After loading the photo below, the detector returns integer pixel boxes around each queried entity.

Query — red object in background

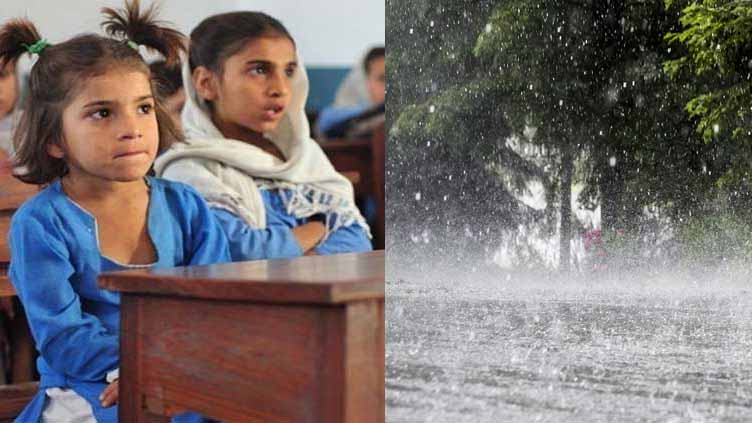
[583,229,609,271]
[583,229,602,252]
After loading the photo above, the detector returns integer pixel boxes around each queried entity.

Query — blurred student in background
[150,60,185,132]
[0,58,21,161]
[316,46,384,140]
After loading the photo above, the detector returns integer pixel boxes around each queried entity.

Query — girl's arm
[212,209,304,260]
[181,187,233,266]
[314,221,373,256]
[9,214,118,382]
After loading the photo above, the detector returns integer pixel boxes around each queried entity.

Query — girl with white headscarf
[155,11,371,260]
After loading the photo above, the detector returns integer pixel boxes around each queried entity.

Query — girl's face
[366,56,386,105]
[52,69,159,183]
[195,36,297,135]
[0,61,19,120]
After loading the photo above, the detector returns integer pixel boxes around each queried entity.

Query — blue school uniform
[315,104,369,138]
[9,177,230,423]
[213,187,372,262]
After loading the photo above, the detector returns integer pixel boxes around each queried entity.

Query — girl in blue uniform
[0,1,230,422]
[154,12,372,261]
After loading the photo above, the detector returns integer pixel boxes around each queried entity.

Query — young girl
[0,2,230,422]
[154,12,373,261]
[0,56,20,158]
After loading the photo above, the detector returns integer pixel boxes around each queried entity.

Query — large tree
[474,0,723,267]
[387,0,745,269]
[386,1,551,264]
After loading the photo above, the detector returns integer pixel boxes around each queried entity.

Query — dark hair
[189,11,294,75]
[149,60,183,99]
[363,46,385,75]
[0,0,186,185]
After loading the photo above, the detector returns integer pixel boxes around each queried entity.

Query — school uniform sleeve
[314,222,373,255]
[316,105,368,138]
[212,208,303,261]
[180,186,233,266]
[8,212,118,382]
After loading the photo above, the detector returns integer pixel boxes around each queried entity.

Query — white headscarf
[153,55,370,238]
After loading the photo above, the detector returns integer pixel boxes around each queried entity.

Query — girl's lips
[114,151,147,159]
[263,106,284,120]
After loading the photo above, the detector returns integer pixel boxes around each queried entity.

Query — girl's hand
[99,379,118,407]
[291,221,326,253]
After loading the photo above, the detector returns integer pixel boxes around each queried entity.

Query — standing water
[387,264,752,422]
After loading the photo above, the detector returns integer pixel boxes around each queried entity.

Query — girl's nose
[120,132,143,140]
[268,72,289,98]
[119,129,143,141]
[118,113,143,140]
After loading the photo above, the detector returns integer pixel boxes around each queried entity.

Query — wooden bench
[99,251,385,423]
[0,272,37,423]
[319,126,385,249]
[0,382,38,422]
[0,277,37,422]
[0,173,39,421]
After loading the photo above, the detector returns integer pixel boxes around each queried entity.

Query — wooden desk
[319,127,385,249]
[0,172,39,420]
[100,251,385,423]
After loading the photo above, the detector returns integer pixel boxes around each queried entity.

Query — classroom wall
[233,0,385,67]
[0,0,385,110]
[0,1,237,44]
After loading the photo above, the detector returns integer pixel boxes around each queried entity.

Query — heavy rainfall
[386,1,752,422]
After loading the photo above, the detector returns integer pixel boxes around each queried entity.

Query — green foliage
[386,0,545,259]
[664,0,752,148]
[677,211,752,265]
[472,0,712,234]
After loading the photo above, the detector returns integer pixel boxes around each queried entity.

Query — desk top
[99,251,384,304]
[317,138,370,152]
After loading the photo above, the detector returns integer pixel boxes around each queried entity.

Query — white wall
[0,0,384,66]
[233,0,384,66]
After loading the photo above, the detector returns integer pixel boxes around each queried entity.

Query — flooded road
[386,268,752,422]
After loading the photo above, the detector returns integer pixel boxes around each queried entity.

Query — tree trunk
[598,150,625,234]
[559,146,573,272]
[599,149,638,234]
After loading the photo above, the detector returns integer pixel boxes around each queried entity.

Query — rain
[386,0,752,421]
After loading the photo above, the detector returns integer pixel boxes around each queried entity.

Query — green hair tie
[127,40,139,51]
[22,39,50,55]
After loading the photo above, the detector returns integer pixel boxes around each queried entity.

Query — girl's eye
[139,104,153,114]
[249,65,267,76]
[285,67,296,78]
[90,109,110,120]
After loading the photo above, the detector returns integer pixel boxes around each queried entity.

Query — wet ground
[386,267,752,422]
